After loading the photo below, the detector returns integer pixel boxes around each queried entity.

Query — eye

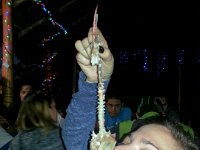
[142,139,159,150]
[142,144,158,150]
[116,142,125,146]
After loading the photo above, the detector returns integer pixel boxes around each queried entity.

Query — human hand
[75,27,114,83]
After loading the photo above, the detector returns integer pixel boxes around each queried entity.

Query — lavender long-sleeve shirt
[62,71,110,150]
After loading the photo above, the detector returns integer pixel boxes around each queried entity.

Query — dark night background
[1,0,200,133]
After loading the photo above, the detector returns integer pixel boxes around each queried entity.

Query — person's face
[115,124,181,150]
[20,85,32,102]
[106,98,122,117]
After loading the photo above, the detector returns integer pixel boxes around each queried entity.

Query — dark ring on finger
[99,46,104,53]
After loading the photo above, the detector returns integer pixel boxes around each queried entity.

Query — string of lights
[33,0,68,47]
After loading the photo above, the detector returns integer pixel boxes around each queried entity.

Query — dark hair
[18,77,41,93]
[105,94,123,103]
[119,116,199,150]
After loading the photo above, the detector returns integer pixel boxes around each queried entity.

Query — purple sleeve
[62,71,110,150]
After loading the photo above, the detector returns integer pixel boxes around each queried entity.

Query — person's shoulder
[119,120,133,125]
[120,107,132,118]
[122,107,132,113]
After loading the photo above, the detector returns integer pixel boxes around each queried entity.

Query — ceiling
[0,1,199,61]
[1,1,200,78]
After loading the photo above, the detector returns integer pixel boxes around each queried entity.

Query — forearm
[62,71,110,150]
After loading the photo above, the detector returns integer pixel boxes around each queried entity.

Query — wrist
[86,78,98,83]
[86,77,110,83]
[86,80,98,83]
